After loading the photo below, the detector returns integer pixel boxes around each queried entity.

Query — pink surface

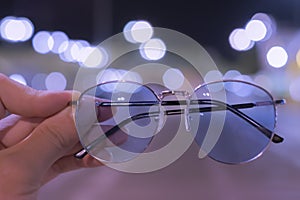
[38,104,300,200]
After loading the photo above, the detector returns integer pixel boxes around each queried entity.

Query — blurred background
[1,0,300,199]
[1,0,300,101]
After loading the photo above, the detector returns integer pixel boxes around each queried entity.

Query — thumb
[14,106,78,171]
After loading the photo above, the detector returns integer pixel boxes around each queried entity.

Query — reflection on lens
[75,81,160,163]
[192,80,275,164]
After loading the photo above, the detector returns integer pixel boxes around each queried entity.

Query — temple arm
[74,99,285,159]
[98,99,285,143]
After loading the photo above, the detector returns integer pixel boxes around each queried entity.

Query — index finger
[0,73,71,118]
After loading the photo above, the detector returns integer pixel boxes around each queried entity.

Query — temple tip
[272,134,284,143]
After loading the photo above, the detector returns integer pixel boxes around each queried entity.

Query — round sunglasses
[72,80,285,165]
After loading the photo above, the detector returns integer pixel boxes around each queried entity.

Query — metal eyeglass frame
[72,79,286,159]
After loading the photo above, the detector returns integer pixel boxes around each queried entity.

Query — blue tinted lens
[76,82,160,163]
[192,81,276,164]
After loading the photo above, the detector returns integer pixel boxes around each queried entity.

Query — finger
[95,99,116,122]
[40,141,101,184]
[11,106,78,172]
[0,141,6,150]
[0,100,5,119]
[74,96,115,141]
[0,115,21,137]
[0,74,71,118]
[56,154,102,172]
[0,115,43,147]
[43,154,102,183]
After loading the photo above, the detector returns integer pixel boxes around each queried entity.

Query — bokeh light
[266,46,288,68]
[229,28,254,51]
[97,68,120,84]
[289,77,300,102]
[70,41,82,61]
[139,38,166,60]
[32,31,53,54]
[251,12,274,41]
[163,68,185,90]
[71,40,90,62]
[0,16,34,42]
[123,21,136,43]
[123,20,153,43]
[245,19,267,42]
[225,75,253,97]
[228,13,274,52]
[81,46,108,68]
[234,74,253,82]
[97,68,142,84]
[204,70,223,83]
[18,17,34,42]
[9,74,27,85]
[50,31,69,54]
[223,70,242,80]
[117,70,143,83]
[31,73,47,90]
[96,69,143,93]
[45,72,67,91]
[59,40,76,62]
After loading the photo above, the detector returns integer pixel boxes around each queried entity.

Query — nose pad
[157,104,166,132]
[184,97,191,132]
[158,90,191,133]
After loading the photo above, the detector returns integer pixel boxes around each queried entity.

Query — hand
[0,74,102,200]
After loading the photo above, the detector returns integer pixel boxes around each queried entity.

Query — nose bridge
[159,90,190,99]
[158,90,191,132]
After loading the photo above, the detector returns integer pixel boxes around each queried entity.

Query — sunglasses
[72,79,285,165]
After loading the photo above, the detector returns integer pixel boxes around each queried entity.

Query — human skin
[0,74,102,200]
